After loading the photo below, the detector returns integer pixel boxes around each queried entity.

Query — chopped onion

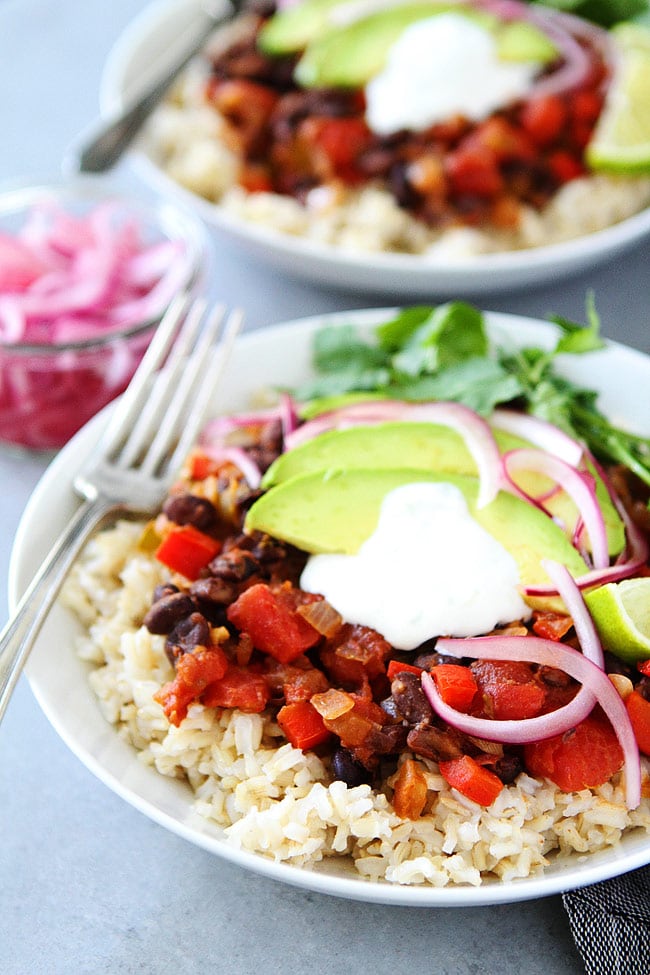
[431,635,641,809]
[296,597,343,638]
[503,448,609,569]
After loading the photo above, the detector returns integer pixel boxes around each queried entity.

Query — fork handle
[0,495,119,723]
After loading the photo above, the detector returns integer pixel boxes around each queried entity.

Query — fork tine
[95,290,191,460]
[164,305,244,475]
[139,301,228,476]
[116,298,208,469]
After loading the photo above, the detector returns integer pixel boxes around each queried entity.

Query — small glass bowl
[0,177,208,452]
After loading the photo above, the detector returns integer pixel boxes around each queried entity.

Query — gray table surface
[1,2,649,973]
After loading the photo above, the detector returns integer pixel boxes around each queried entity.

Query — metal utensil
[0,295,243,723]
[68,0,240,173]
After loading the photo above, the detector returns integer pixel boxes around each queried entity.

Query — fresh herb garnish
[296,299,650,490]
[530,0,649,29]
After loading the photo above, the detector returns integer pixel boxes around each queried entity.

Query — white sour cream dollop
[365,13,541,136]
[300,482,530,650]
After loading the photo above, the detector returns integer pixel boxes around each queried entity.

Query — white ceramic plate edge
[9,309,650,905]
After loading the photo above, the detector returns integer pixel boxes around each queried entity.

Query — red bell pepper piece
[277,700,332,751]
[438,755,503,806]
[387,660,423,681]
[155,524,221,580]
[431,663,478,712]
[227,583,322,663]
[523,714,624,792]
[626,690,650,756]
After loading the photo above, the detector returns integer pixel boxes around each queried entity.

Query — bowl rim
[0,174,209,354]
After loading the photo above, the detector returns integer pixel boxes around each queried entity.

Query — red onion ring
[491,408,585,467]
[285,400,504,508]
[432,634,641,809]
[503,448,609,569]
[197,444,262,488]
[540,559,603,668]
[422,670,595,744]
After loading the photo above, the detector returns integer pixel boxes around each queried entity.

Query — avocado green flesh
[245,468,590,611]
[263,421,625,555]
[258,0,351,56]
[292,4,558,89]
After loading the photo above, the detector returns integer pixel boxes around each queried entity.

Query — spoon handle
[68,1,235,173]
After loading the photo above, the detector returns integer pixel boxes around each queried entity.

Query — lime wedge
[584,577,650,664]
[586,25,650,175]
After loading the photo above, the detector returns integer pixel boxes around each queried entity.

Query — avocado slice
[263,421,625,556]
[293,4,557,89]
[245,468,590,610]
[258,0,351,57]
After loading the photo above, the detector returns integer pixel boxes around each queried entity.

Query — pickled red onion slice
[430,635,641,809]
[284,400,504,507]
[503,448,609,569]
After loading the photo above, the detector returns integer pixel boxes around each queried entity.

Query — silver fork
[0,295,243,723]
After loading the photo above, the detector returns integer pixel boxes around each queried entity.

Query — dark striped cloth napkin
[563,866,650,974]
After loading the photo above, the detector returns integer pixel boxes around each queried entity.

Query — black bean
[163,493,218,531]
[208,548,260,582]
[166,611,211,662]
[331,749,372,787]
[390,671,432,725]
[406,723,463,763]
[190,576,237,607]
[492,754,523,785]
[152,583,179,602]
[144,592,194,634]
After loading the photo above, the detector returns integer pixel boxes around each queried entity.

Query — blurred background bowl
[0,176,208,452]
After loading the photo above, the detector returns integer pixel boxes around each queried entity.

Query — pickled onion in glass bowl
[0,178,207,452]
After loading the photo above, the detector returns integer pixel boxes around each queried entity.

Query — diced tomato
[300,117,371,182]
[571,90,603,126]
[239,163,273,193]
[471,659,546,720]
[446,145,503,198]
[155,524,221,580]
[438,754,504,806]
[320,623,392,687]
[431,663,478,712]
[206,79,278,155]
[547,149,585,184]
[523,714,624,792]
[387,660,423,680]
[464,116,535,163]
[154,646,229,726]
[227,583,322,663]
[637,660,650,677]
[520,95,567,146]
[202,664,270,713]
[626,690,650,756]
[532,611,574,642]
[392,758,429,819]
[277,699,332,751]
[283,667,330,704]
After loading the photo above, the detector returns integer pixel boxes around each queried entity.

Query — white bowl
[100,0,650,297]
[9,307,650,906]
